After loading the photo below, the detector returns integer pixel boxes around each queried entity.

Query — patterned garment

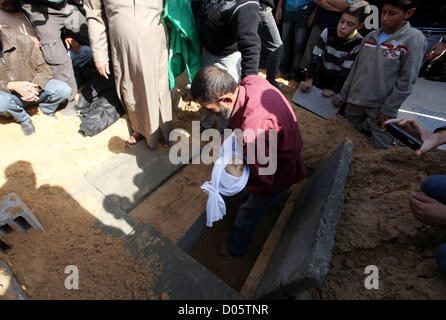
[308,27,362,93]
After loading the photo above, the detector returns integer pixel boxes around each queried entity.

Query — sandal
[125,132,143,146]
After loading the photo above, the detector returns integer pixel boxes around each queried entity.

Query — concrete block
[0,193,45,237]
[125,223,241,300]
[255,139,353,299]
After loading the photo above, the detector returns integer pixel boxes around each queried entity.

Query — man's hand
[410,192,446,227]
[425,41,446,62]
[322,89,335,97]
[332,96,342,108]
[300,79,313,93]
[383,118,438,156]
[95,61,110,79]
[64,37,81,54]
[377,112,391,127]
[308,6,318,27]
[6,81,40,102]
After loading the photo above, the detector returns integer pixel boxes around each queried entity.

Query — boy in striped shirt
[300,1,369,97]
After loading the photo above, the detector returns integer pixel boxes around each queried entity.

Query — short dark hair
[382,0,418,11]
[344,1,370,24]
[191,66,238,103]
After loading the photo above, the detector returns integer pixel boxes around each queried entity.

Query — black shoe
[60,101,78,117]
[20,119,35,136]
[296,68,307,82]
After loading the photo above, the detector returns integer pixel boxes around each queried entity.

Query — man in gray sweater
[333,0,426,149]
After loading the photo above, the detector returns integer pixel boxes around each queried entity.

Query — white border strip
[399,109,446,122]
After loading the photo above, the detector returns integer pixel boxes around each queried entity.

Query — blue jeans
[259,7,283,87]
[0,79,71,123]
[227,187,289,256]
[69,45,93,68]
[280,6,313,77]
[421,175,446,276]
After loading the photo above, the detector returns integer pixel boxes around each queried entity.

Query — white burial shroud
[201,133,250,227]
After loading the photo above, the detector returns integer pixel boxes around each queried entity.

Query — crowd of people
[1,0,446,286]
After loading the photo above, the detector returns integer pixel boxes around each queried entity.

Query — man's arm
[231,1,261,78]
[84,0,110,79]
[314,0,349,12]
[275,0,285,23]
[333,42,361,93]
[29,36,52,90]
[302,28,327,92]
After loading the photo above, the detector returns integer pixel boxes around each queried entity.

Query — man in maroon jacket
[191,65,307,256]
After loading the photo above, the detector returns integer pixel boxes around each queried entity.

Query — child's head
[337,1,369,39]
[381,0,417,34]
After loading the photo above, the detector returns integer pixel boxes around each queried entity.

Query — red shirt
[228,75,307,197]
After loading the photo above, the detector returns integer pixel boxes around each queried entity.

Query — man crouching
[191,66,307,257]
[0,27,71,135]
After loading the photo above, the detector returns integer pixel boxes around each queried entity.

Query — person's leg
[200,48,219,130]
[0,91,29,123]
[258,7,283,87]
[226,188,288,256]
[365,107,395,149]
[345,103,369,133]
[69,45,93,68]
[279,10,295,76]
[38,79,72,115]
[421,175,446,204]
[435,243,446,276]
[200,48,241,131]
[424,33,444,56]
[300,24,322,69]
[290,8,311,78]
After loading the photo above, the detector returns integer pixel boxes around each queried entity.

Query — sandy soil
[1,71,446,299]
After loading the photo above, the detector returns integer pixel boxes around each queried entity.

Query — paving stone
[85,140,187,213]
[255,139,353,299]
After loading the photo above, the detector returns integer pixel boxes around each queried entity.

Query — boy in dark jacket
[333,0,426,149]
[300,1,368,97]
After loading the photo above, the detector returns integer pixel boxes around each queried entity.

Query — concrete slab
[255,139,353,299]
[0,193,45,237]
[292,84,339,119]
[125,223,242,300]
[85,140,186,213]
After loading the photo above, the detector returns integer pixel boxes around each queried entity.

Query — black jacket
[197,0,261,79]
